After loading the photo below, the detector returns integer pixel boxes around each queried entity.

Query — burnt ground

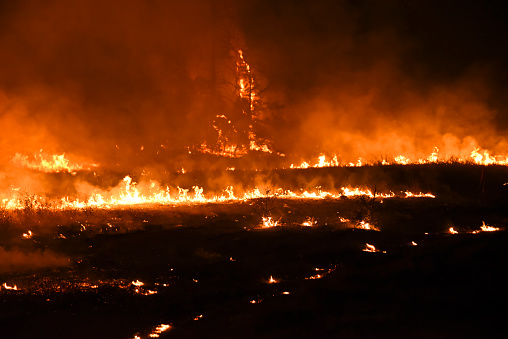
[1,164,508,338]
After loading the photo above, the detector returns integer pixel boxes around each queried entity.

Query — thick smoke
[1,0,508,188]
[237,0,508,162]
[0,0,238,170]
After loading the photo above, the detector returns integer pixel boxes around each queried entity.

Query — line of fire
[1,1,507,338]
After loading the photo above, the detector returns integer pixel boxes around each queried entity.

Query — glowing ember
[131,280,144,287]
[22,230,33,239]
[411,241,418,246]
[301,217,317,227]
[480,221,499,232]
[268,275,278,284]
[356,221,380,231]
[142,290,158,296]
[305,266,337,280]
[470,221,501,234]
[305,274,322,280]
[363,243,386,253]
[148,324,171,338]
[404,191,436,198]
[261,217,279,228]
[2,283,18,290]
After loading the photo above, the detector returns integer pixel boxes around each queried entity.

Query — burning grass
[0,163,507,338]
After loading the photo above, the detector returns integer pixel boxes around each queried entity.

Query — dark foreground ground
[1,164,507,338]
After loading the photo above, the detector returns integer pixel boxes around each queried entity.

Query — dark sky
[237,0,508,159]
[1,0,507,168]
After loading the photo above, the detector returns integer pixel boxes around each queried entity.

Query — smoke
[0,0,236,170]
[237,0,508,162]
[0,246,69,273]
[1,0,508,196]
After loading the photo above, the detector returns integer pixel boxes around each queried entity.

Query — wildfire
[363,243,386,253]
[267,275,278,284]
[261,217,279,228]
[11,152,97,173]
[0,176,437,212]
[404,191,436,198]
[470,221,500,234]
[480,221,499,232]
[2,283,18,291]
[148,324,172,338]
[449,227,459,234]
[289,147,508,169]
[22,230,33,239]
[355,221,380,231]
[192,49,281,158]
[301,217,317,227]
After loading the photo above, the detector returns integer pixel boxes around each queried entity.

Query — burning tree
[191,2,281,159]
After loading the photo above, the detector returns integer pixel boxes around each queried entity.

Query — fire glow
[363,243,386,253]
[289,147,508,169]
[1,174,436,211]
[11,152,97,174]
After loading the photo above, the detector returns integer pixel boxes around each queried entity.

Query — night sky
[1,0,507,167]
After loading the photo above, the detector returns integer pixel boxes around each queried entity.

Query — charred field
[1,164,508,339]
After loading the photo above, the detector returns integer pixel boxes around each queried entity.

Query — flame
[480,221,499,232]
[11,152,97,173]
[305,266,337,280]
[192,49,283,158]
[449,227,459,234]
[148,324,171,338]
[0,177,437,211]
[356,221,380,231]
[289,146,508,169]
[22,230,33,239]
[2,283,18,290]
[261,217,279,228]
[267,275,278,283]
[363,243,386,253]
[301,217,317,227]
[470,221,500,233]
[404,191,436,198]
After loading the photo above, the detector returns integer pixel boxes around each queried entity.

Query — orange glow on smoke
[11,152,97,173]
